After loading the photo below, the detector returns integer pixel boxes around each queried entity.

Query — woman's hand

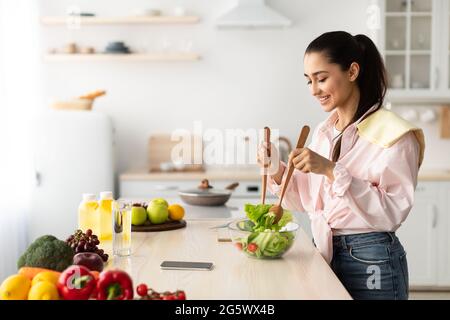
[257,141,283,180]
[289,148,336,181]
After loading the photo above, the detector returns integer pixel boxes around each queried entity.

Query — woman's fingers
[287,147,332,175]
[257,143,271,167]
[295,158,311,172]
[261,141,270,149]
[288,148,303,163]
[290,148,308,164]
[291,148,312,172]
[257,141,282,174]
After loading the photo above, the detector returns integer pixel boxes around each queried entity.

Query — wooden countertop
[120,169,450,181]
[417,170,450,181]
[102,219,351,300]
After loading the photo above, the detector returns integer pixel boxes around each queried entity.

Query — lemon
[0,274,31,300]
[168,204,185,221]
[28,281,59,300]
[32,271,59,286]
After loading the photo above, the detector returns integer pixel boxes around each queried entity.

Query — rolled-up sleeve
[327,132,420,230]
[266,124,324,214]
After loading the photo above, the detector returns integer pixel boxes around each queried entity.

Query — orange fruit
[168,204,185,221]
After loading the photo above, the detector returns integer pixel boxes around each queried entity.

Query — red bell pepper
[57,265,96,300]
[97,270,134,300]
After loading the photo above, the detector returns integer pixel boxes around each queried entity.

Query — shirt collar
[319,103,381,134]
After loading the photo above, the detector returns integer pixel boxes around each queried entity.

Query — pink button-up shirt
[268,106,420,264]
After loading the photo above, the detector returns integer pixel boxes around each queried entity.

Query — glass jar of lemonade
[98,191,114,241]
[78,194,99,234]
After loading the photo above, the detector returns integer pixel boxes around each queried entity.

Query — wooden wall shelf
[41,16,200,25]
[44,53,201,62]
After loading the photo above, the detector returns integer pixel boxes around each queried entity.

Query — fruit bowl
[228,218,299,259]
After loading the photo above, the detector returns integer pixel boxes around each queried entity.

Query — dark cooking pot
[178,179,239,206]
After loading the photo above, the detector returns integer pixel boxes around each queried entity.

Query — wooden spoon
[261,127,271,205]
[79,89,106,100]
[270,125,310,223]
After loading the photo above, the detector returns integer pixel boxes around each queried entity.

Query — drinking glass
[112,200,132,256]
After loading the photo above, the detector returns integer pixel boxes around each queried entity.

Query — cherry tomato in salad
[247,243,258,253]
[235,242,243,250]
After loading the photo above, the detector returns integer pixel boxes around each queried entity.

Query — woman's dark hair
[305,31,387,162]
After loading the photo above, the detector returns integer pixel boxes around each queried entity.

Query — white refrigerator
[30,110,114,243]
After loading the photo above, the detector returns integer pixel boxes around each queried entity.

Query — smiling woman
[0,0,41,279]
[304,31,388,162]
[258,31,425,300]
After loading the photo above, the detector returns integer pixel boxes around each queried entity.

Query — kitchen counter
[103,218,351,299]
[120,168,450,202]
[120,168,261,181]
[125,198,257,220]
[120,168,450,181]
[416,169,450,181]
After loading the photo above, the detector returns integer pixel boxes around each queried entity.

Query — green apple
[131,205,147,226]
[151,198,169,207]
[147,200,169,224]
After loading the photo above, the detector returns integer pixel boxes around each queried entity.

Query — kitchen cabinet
[380,0,450,103]
[396,181,450,288]
[396,182,439,286]
[437,183,450,286]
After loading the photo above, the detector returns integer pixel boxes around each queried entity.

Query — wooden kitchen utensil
[269,125,310,223]
[79,90,106,100]
[440,105,450,139]
[51,90,106,111]
[148,134,204,172]
[261,126,271,205]
[132,219,187,232]
[51,99,93,111]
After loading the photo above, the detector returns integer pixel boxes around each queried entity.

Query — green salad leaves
[238,204,295,258]
[244,203,293,232]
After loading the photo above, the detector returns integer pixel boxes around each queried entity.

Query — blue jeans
[331,232,409,300]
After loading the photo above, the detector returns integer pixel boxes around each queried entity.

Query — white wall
[393,105,450,170]
[38,0,450,173]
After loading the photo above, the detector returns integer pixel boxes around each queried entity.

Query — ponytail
[305,31,387,162]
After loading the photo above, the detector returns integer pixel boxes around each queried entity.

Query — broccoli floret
[17,235,74,272]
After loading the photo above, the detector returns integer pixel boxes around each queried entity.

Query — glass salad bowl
[227,218,299,259]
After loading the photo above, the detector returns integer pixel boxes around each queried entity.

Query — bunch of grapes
[66,229,109,262]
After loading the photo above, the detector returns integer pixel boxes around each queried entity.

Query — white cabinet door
[380,0,450,102]
[437,182,450,286]
[396,182,439,286]
[383,0,436,90]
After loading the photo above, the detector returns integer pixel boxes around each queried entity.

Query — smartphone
[160,260,214,271]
